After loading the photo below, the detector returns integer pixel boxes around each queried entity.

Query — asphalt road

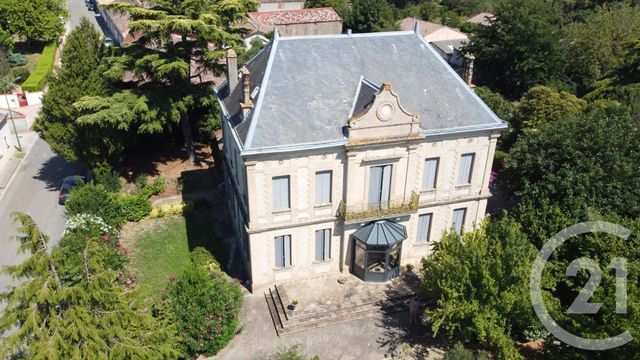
[0,138,82,291]
[66,0,109,37]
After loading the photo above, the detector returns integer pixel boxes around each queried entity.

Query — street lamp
[3,79,23,152]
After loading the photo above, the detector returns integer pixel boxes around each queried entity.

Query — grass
[126,204,224,306]
[26,53,41,73]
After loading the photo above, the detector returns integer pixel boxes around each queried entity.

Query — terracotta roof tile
[247,7,342,26]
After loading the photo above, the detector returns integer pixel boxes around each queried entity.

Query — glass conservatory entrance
[351,220,406,282]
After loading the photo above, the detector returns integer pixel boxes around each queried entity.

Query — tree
[34,18,126,168]
[421,217,541,359]
[562,3,640,93]
[474,87,516,149]
[92,0,257,162]
[348,0,396,33]
[465,0,565,98]
[0,0,66,44]
[504,103,640,219]
[514,85,585,133]
[166,264,243,356]
[0,213,181,359]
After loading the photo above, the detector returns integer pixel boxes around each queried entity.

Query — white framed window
[417,213,433,244]
[315,171,332,205]
[314,229,331,262]
[458,153,475,184]
[272,176,290,210]
[422,158,439,189]
[274,235,292,268]
[452,208,467,235]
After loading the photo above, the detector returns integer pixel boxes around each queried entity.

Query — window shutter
[368,166,382,204]
[315,230,323,262]
[458,154,475,184]
[315,171,332,204]
[417,214,432,244]
[323,229,331,260]
[380,165,392,204]
[315,173,323,204]
[423,158,439,189]
[284,235,292,267]
[273,176,290,209]
[452,209,466,234]
[275,236,284,268]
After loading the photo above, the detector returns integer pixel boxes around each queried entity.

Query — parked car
[58,176,86,205]
[104,37,113,47]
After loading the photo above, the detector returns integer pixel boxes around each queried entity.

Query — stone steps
[265,285,412,336]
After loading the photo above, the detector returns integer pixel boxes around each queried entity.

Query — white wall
[257,1,304,12]
[0,117,15,175]
[0,94,19,108]
[25,91,43,106]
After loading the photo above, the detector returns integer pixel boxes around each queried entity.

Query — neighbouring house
[96,0,141,46]
[216,27,505,291]
[399,18,472,79]
[0,113,14,173]
[247,7,342,37]
[467,12,495,26]
[257,0,305,12]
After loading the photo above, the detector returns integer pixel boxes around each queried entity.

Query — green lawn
[127,207,224,306]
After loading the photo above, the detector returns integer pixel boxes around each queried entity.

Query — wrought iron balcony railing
[338,192,419,223]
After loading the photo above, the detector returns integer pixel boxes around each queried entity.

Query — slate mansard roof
[217,30,505,152]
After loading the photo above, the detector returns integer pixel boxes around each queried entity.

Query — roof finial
[413,17,420,35]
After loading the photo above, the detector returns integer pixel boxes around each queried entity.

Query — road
[0,138,82,291]
[65,0,110,38]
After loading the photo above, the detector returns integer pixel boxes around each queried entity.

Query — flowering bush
[166,265,243,356]
[63,213,118,238]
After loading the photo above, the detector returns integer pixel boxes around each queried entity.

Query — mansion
[216,26,505,291]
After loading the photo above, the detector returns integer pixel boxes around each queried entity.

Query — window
[368,165,392,206]
[452,208,466,235]
[458,153,475,184]
[422,158,439,189]
[315,229,331,262]
[272,176,290,210]
[417,213,432,244]
[274,235,292,268]
[315,171,332,204]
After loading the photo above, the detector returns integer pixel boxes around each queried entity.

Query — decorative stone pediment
[347,82,422,145]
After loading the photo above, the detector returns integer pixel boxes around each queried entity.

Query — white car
[104,37,113,47]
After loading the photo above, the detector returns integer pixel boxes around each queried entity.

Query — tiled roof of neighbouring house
[247,7,342,26]
[398,17,467,40]
[467,12,495,26]
[217,30,505,150]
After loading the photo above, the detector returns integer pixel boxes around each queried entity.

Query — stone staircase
[265,283,412,336]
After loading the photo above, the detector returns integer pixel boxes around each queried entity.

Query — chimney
[240,66,253,117]
[463,54,475,86]
[226,49,238,91]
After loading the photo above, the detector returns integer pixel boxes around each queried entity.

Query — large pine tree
[0,213,181,359]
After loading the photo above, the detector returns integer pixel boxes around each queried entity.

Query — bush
[147,201,185,219]
[119,194,152,222]
[11,66,30,83]
[93,164,121,192]
[65,184,123,227]
[21,42,57,91]
[190,247,220,271]
[167,265,243,356]
[266,344,320,360]
[443,343,491,360]
[7,53,27,67]
[134,174,164,197]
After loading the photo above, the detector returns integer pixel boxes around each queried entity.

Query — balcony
[338,192,419,223]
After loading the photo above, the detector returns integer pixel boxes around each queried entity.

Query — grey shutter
[315,230,323,262]
[452,208,466,234]
[273,176,290,209]
[275,236,284,268]
[417,214,432,244]
[423,158,439,189]
[284,235,292,267]
[380,165,392,204]
[315,171,332,204]
[368,166,382,204]
[458,154,475,184]
[323,229,331,260]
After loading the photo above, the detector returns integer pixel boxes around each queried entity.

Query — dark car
[58,176,86,205]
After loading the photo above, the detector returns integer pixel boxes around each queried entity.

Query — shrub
[11,67,30,83]
[7,53,27,67]
[167,265,243,356]
[443,343,491,360]
[21,42,57,91]
[119,194,152,222]
[65,184,123,227]
[93,164,121,192]
[134,174,164,197]
[190,247,220,272]
[147,201,185,219]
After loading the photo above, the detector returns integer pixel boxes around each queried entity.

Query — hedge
[21,42,57,92]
